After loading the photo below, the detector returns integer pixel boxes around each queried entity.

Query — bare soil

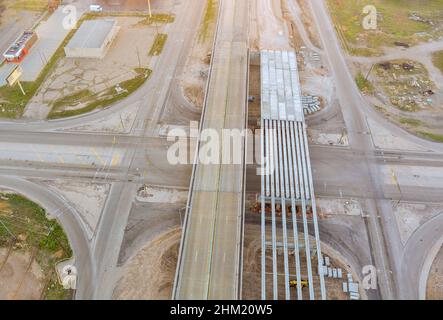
[113,228,181,300]
[0,248,45,300]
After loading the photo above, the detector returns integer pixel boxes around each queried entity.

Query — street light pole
[147,0,159,36]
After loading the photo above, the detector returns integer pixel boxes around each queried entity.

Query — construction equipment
[289,279,309,289]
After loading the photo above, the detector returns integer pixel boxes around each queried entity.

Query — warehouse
[64,19,120,59]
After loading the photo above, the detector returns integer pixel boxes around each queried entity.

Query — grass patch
[326,0,443,56]
[199,0,217,43]
[355,72,374,94]
[0,17,80,119]
[432,50,443,74]
[0,192,73,300]
[400,118,422,127]
[149,33,168,56]
[52,89,95,110]
[8,0,49,11]
[48,68,152,119]
[418,131,443,142]
[135,13,175,26]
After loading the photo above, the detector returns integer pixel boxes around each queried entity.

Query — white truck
[89,4,103,12]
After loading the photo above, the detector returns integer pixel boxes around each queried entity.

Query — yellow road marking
[90,148,106,166]
[110,152,120,167]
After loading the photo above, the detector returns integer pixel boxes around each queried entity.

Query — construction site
[240,49,365,300]
[0,0,442,304]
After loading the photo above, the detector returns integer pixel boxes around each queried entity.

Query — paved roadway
[308,0,443,299]
[401,212,443,299]
[173,0,249,300]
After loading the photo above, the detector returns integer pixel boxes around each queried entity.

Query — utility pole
[148,0,152,17]
[17,80,26,96]
[147,0,159,36]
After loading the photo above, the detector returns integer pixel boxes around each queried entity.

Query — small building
[64,19,119,59]
[3,31,38,63]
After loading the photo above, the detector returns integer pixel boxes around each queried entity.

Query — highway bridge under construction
[259,50,326,300]
[173,0,325,300]
[173,0,249,300]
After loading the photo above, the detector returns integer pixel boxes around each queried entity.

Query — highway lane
[0,176,94,299]
[174,0,249,300]
[2,128,443,168]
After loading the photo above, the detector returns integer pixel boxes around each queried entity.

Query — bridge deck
[174,0,249,300]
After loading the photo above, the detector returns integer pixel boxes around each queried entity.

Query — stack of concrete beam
[302,95,321,115]
[260,50,326,300]
[342,273,360,300]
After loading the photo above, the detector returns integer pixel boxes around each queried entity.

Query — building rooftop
[66,19,116,49]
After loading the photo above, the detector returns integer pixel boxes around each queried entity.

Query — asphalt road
[0,0,206,299]
[0,0,441,300]
[173,0,249,300]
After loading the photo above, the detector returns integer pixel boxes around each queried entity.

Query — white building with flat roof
[64,19,119,59]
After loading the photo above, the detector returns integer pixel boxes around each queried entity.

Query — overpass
[173,0,249,299]
[259,50,326,300]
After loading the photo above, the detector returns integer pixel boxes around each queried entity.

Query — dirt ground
[392,202,443,246]
[242,193,363,300]
[427,244,443,299]
[181,0,218,108]
[23,16,161,119]
[242,223,354,300]
[112,228,181,300]
[295,0,322,49]
[249,0,291,50]
[0,248,45,300]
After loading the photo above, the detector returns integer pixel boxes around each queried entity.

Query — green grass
[134,13,175,26]
[355,72,374,94]
[0,192,73,300]
[400,118,422,127]
[8,0,49,11]
[418,131,443,143]
[432,51,443,74]
[52,89,95,110]
[327,0,443,56]
[198,0,217,43]
[149,33,168,56]
[48,68,152,119]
